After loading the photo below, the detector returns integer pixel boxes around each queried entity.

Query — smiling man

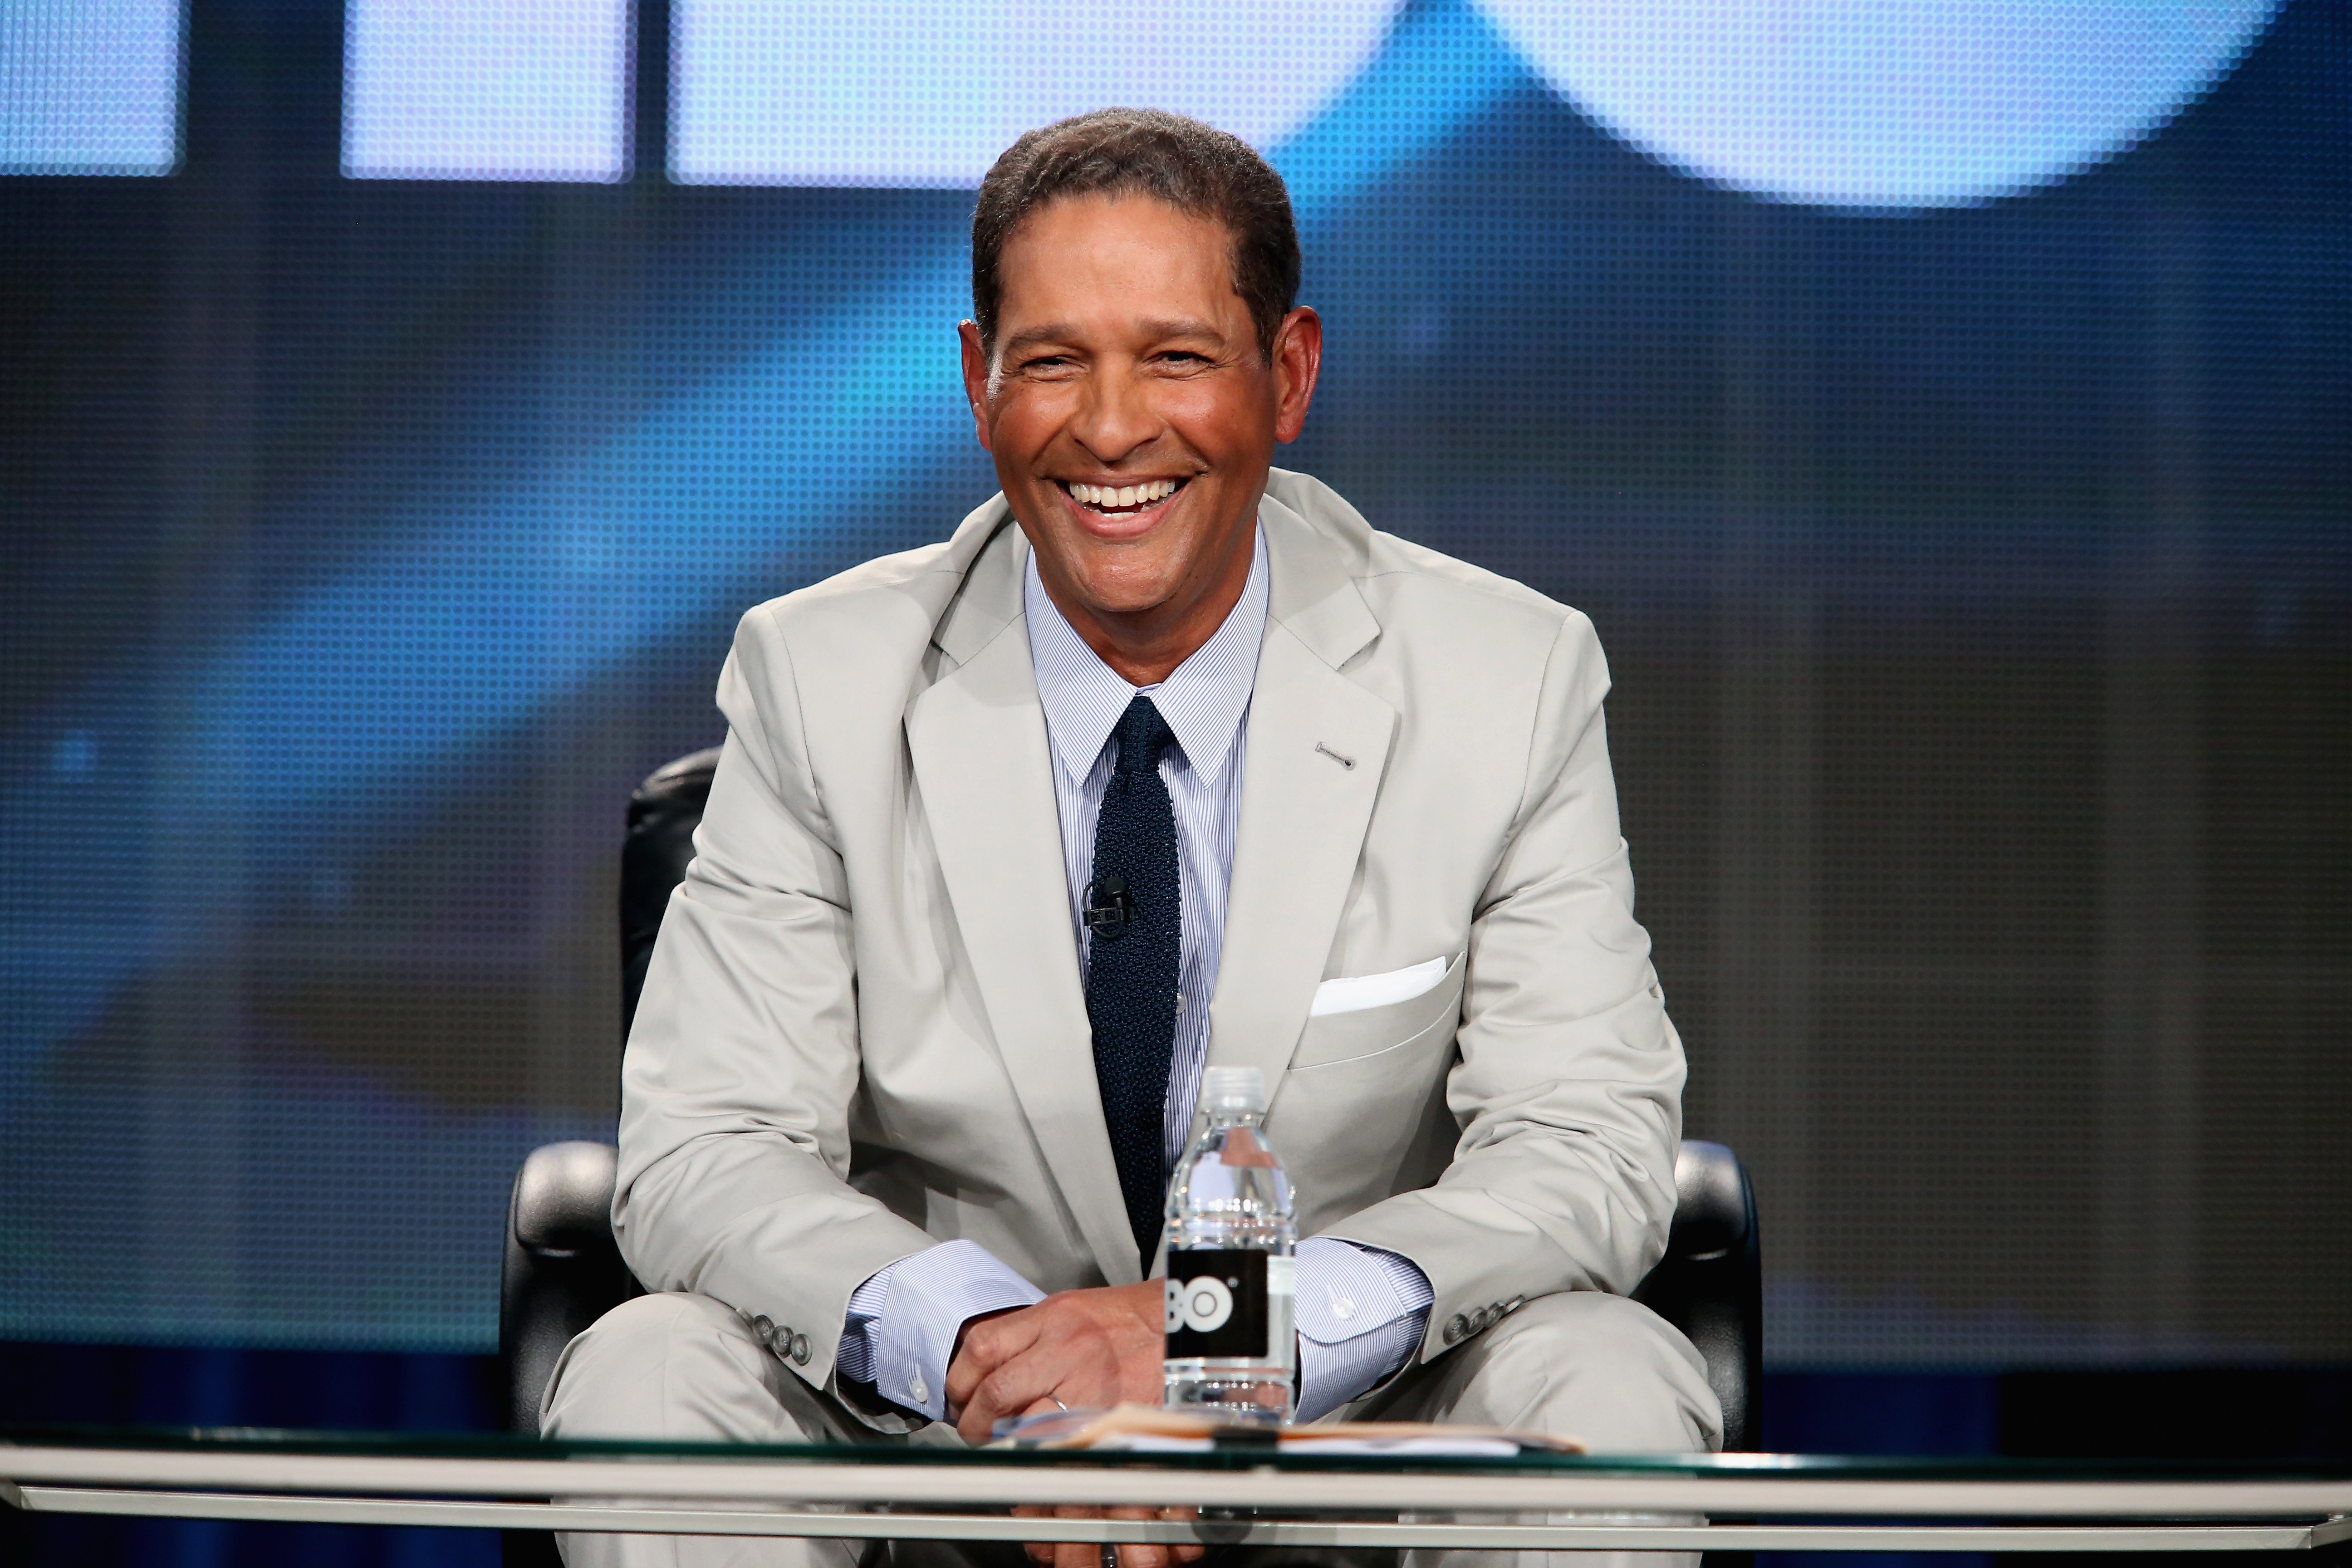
[542,109,1720,1568]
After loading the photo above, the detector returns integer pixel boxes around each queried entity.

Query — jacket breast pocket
[1287,953,1466,1072]
[1270,955,1465,1235]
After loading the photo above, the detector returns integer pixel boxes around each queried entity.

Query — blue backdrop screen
[0,0,2345,1366]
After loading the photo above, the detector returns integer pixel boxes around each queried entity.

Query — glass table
[4,1426,2348,1553]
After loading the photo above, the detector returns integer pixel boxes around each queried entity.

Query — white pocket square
[1309,956,1451,1018]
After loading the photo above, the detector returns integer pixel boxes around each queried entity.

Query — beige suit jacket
[615,467,1686,1406]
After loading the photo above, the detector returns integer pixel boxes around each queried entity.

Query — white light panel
[1,0,182,176]
[343,0,631,181]
[668,0,1399,187]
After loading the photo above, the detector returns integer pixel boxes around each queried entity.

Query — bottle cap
[1201,1065,1266,1112]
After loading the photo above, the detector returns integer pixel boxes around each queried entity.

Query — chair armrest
[500,1141,632,1434]
[511,1139,621,1257]
[1634,1139,1764,1451]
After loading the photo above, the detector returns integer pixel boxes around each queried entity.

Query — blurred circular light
[1469,0,2282,209]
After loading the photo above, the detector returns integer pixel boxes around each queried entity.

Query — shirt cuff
[836,1239,1045,1421]
[1293,1237,1434,1423]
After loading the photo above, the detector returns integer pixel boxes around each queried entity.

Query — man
[543,108,1721,1568]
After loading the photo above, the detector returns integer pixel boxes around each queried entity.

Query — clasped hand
[944,1281,1205,1568]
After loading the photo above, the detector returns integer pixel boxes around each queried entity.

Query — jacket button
[751,1315,775,1346]
[790,1334,811,1366]
[1504,1296,1525,1314]
[1444,1313,1469,1344]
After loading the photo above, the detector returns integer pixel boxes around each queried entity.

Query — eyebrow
[1134,318,1229,344]
[998,318,1231,358]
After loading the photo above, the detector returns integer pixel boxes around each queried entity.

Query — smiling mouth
[1058,477,1186,518]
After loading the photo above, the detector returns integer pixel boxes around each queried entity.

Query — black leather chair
[502,748,1764,1449]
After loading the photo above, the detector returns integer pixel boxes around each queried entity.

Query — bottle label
[1165,1249,1282,1358]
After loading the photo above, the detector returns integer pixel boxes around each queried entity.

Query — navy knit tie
[1083,694,1183,1273]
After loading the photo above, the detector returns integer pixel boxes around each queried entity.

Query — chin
[1066,569,1184,619]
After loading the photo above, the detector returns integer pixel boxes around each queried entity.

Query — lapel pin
[1313,742,1356,770]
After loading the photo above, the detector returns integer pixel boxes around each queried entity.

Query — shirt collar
[1023,523,1268,787]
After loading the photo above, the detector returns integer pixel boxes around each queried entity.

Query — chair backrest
[621,747,723,1033]
[615,747,1764,1449]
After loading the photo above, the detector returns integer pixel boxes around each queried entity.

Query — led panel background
[0,0,2346,1364]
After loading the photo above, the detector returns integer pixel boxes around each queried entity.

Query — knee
[541,1291,784,1441]
[1472,1292,1724,1454]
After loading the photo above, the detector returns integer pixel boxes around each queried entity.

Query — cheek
[1159,383,1273,457]
[990,390,1077,463]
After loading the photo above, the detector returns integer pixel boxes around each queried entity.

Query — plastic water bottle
[1162,1065,1296,1422]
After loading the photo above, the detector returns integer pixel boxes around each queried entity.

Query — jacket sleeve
[612,602,939,1400]
[1322,610,1685,1366]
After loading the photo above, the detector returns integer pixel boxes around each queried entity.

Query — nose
[1066,359,1161,466]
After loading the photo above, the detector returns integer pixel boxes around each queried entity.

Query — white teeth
[1067,478,1180,509]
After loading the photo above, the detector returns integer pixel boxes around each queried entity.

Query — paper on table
[993,1403,1583,1454]
[1096,1433,1526,1456]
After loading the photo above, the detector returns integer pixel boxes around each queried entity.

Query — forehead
[995,194,1246,333]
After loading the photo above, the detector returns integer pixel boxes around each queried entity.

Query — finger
[947,1306,1042,1414]
[956,1303,1045,1380]
[1157,1504,1204,1564]
[1012,1503,1056,1566]
[1107,1504,1168,1568]
[1019,1328,1134,1414]
[958,1343,1083,1446]
[1053,1503,1104,1568]
[983,1392,1065,1446]
[944,1349,980,1423]
[948,1303,1046,1415]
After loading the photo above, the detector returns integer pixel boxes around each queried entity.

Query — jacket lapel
[906,524,1141,1286]
[1206,495,1398,1110]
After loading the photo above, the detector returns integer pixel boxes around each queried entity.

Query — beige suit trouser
[540,1289,1723,1568]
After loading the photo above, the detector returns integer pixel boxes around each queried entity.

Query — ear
[957,321,994,452]
[1269,307,1323,445]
